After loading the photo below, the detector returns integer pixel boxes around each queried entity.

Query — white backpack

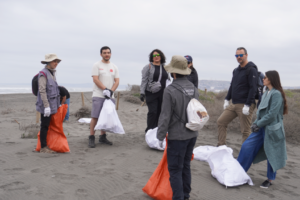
[171,84,209,131]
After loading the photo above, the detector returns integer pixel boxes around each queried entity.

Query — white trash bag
[145,127,166,151]
[186,99,209,131]
[78,118,92,123]
[193,145,253,187]
[94,99,125,134]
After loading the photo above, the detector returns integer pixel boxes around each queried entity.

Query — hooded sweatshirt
[225,61,258,106]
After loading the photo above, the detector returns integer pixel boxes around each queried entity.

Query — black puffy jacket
[225,61,258,106]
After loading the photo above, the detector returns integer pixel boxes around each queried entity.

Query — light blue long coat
[253,88,287,171]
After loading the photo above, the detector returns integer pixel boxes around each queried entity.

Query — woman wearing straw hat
[36,53,61,153]
[140,49,170,133]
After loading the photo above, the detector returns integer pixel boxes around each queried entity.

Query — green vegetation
[132,93,140,98]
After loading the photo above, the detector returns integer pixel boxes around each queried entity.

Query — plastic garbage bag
[143,139,194,199]
[145,127,166,151]
[186,99,209,131]
[78,118,91,123]
[35,104,70,153]
[143,139,172,200]
[193,145,253,187]
[94,99,125,134]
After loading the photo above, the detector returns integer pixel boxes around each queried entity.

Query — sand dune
[0,92,300,200]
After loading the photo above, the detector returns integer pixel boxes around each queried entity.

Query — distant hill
[197,80,300,92]
[198,80,230,92]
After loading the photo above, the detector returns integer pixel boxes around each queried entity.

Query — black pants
[145,90,164,133]
[40,114,52,148]
[167,137,197,200]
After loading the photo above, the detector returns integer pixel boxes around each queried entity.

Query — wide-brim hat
[164,55,191,75]
[41,53,61,64]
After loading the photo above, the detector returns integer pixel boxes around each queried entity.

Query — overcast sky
[1,0,299,87]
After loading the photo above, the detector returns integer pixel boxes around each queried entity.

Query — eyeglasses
[153,54,160,57]
[188,62,191,64]
[235,54,244,58]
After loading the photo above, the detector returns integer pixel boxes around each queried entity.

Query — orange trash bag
[35,104,70,153]
[142,139,194,200]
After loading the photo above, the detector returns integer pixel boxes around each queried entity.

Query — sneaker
[260,180,272,188]
[88,135,95,148]
[99,134,113,145]
[40,146,57,154]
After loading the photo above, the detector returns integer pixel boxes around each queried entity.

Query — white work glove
[158,140,164,149]
[223,100,229,110]
[242,105,250,115]
[103,89,112,99]
[44,107,51,117]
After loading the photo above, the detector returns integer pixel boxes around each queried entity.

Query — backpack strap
[169,84,196,124]
[39,71,47,79]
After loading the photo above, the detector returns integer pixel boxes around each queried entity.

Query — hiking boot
[99,134,113,145]
[88,135,95,148]
[40,146,57,154]
[260,180,272,188]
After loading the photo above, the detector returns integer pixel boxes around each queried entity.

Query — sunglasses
[235,54,244,58]
[263,76,268,80]
[153,54,160,57]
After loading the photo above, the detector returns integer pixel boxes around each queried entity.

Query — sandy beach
[0,92,300,200]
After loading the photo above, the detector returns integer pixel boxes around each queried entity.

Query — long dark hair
[265,70,288,115]
[149,49,166,64]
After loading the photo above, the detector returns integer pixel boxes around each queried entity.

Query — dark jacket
[187,67,198,88]
[157,77,199,141]
[225,61,258,106]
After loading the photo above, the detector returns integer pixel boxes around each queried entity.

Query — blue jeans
[167,137,197,200]
[62,98,70,121]
[237,127,276,180]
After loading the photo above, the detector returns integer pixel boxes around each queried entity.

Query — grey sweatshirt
[140,63,170,94]
[157,77,199,141]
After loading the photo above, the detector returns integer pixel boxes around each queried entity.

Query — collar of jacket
[173,76,188,82]
[45,66,56,76]
[258,88,275,111]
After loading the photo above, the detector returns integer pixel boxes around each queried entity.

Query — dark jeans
[40,114,52,148]
[167,137,197,200]
[145,89,164,133]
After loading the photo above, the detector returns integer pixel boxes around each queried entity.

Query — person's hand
[108,89,113,98]
[103,88,111,99]
[140,94,145,102]
[44,107,51,117]
[251,124,260,132]
[223,100,229,110]
[158,140,164,149]
[242,105,250,115]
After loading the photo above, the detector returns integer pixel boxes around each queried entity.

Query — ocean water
[0,84,127,94]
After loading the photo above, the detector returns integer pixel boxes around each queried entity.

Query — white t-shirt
[91,61,119,98]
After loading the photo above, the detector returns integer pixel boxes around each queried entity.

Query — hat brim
[164,64,191,75]
[41,58,61,64]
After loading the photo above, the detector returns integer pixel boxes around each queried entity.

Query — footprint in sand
[0,181,30,191]
[76,189,88,196]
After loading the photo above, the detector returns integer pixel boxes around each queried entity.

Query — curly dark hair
[149,49,166,64]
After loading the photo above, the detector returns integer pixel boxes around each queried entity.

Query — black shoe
[99,134,113,145]
[260,180,272,188]
[88,135,95,148]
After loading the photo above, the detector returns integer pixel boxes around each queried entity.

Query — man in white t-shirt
[89,46,120,148]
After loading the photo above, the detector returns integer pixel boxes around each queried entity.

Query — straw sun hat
[41,53,61,64]
[164,55,191,75]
